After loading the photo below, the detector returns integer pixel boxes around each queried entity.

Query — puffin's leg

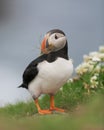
[34,99,52,115]
[50,95,65,112]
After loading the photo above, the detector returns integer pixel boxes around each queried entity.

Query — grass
[0,80,89,118]
[0,94,103,130]
[0,79,104,130]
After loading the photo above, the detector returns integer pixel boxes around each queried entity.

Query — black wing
[19,54,48,89]
[18,45,68,89]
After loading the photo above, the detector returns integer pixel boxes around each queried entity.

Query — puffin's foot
[50,107,65,112]
[38,109,52,115]
[50,95,65,113]
[34,99,52,115]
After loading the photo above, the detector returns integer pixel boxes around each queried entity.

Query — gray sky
[0,0,104,106]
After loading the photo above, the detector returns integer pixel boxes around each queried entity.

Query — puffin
[19,29,73,114]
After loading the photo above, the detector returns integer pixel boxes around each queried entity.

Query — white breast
[28,58,73,98]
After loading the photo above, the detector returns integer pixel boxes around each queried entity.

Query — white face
[48,33,67,52]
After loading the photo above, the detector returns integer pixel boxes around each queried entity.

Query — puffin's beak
[41,37,54,54]
[41,37,47,54]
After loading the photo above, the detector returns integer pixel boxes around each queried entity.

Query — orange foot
[50,107,65,112]
[38,109,52,115]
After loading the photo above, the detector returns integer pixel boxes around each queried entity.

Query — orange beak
[41,37,48,54]
[41,35,54,54]
[41,37,46,53]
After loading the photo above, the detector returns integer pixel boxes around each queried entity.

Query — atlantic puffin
[19,29,73,114]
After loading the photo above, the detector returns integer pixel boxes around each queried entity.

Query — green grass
[0,101,36,118]
[0,94,103,130]
[0,79,104,130]
[0,80,89,118]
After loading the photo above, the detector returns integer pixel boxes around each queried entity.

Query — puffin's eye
[55,34,58,39]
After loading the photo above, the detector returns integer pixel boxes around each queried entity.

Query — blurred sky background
[0,0,104,106]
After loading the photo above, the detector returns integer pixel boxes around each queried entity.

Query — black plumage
[47,29,65,36]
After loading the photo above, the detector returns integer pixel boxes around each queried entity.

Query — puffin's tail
[18,83,28,88]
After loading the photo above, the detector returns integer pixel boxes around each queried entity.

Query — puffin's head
[41,29,67,54]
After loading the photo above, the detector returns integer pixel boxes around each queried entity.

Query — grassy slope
[0,80,104,130]
[0,80,87,117]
